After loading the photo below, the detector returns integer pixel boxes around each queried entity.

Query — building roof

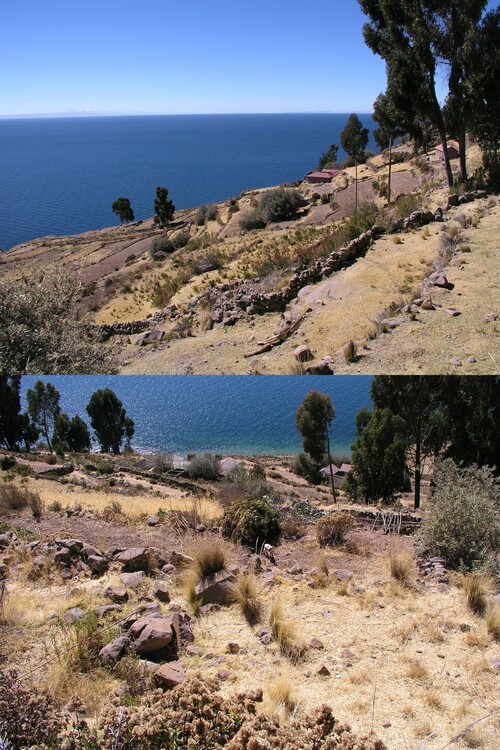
[319,463,340,476]
[339,463,353,474]
[436,143,459,154]
[305,169,341,180]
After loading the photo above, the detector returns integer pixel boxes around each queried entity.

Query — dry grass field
[1,462,498,750]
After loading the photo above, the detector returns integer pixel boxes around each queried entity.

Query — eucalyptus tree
[340,114,369,212]
[372,91,404,203]
[296,390,337,502]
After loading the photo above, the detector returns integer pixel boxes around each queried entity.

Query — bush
[222,498,281,548]
[196,203,219,226]
[191,540,227,580]
[187,453,220,480]
[0,670,63,749]
[417,460,500,571]
[292,452,321,485]
[316,512,355,548]
[0,456,16,471]
[463,573,490,615]
[233,572,262,625]
[240,189,306,232]
[0,485,38,515]
[388,551,413,586]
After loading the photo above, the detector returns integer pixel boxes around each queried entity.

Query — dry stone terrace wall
[96,189,488,336]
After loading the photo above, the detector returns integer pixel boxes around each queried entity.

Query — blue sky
[1,1,497,116]
[0,0,387,115]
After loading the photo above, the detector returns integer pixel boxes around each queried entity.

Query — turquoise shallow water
[1,113,376,250]
[20,376,373,457]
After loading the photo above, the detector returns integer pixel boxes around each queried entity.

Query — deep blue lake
[0,113,376,251]
[20,376,373,457]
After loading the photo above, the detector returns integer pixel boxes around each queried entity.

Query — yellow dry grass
[19,476,222,523]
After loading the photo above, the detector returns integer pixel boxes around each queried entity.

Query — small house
[435,143,459,161]
[305,169,341,184]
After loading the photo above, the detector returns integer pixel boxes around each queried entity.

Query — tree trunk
[355,159,358,212]
[414,434,421,510]
[429,87,454,188]
[458,124,467,183]
[388,136,393,204]
[325,426,337,503]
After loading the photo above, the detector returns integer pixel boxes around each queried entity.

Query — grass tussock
[316,512,355,548]
[312,552,330,588]
[405,658,429,682]
[388,551,414,586]
[234,572,262,625]
[266,673,297,716]
[463,573,490,616]
[191,539,227,581]
[269,598,306,663]
[0,484,41,517]
[486,604,500,641]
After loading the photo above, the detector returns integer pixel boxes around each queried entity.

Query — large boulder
[120,571,146,589]
[116,548,150,572]
[131,615,176,656]
[194,569,237,606]
[87,554,109,575]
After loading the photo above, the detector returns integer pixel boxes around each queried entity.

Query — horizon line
[0,110,374,120]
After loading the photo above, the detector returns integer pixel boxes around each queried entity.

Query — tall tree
[340,114,369,212]
[26,381,61,453]
[358,0,455,187]
[112,197,135,224]
[86,389,134,454]
[53,413,91,454]
[348,407,409,505]
[465,7,500,187]
[371,376,447,509]
[0,374,25,450]
[318,143,339,170]
[296,390,337,501]
[372,92,404,203]
[153,186,175,228]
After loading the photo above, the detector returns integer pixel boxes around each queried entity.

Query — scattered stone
[305,357,334,375]
[152,581,171,603]
[0,563,8,580]
[0,534,11,550]
[186,645,203,657]
[340,649,355,660]
[286,564,303,575]
[295,345,313,363]
[317,664,331,677]
[490,658,500,670]
[227,643,240,654]
[147,515,160,527]
[194,569,237,605]
[120,571,146,589]
[54,548,71,567]
[335,569,354,581]
[132,616,175,655]
[87,554,109,575]
[105,585,129,603]
[483,313,499,323]
[99,635,129,666]
[61,569,73,581]
[56,539,84,554]
[162,563,176,574]
[449,358,462,367]
[309,638,324,650]
[199,603,222,616]
[444,308,461,317]
[97,604,122,617]
[382,722,392,729]
[154,661,186,688]
[63,607,86,624]
[460,624,472,633]
[217,669,232,681]
[134,329,165,347]
[170,551,194,568]
[116,548,150,572]
[467,357,477,364]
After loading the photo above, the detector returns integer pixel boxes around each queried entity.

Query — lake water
[20,375,373,457]
[1,113,376,250]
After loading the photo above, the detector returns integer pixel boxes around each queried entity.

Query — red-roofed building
[305,169,341,184]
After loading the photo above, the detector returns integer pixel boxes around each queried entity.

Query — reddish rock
[116,548,149,572]
[309,638,324,650]
[133,616,175,655]
[186,645,203,657]
[154,661,186,689]
[317,664,331,677]
[63,607,86,624]
[99,635,129,665]
[194,569,237,605]
[217,669,232,681]
[105,585,129,603]
[152,581,170,603]
[170,551,194,568]
[227,642,240,654]
[120,571,145,589]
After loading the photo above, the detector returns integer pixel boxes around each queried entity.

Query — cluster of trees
[112,186,175,227]
[239,188,307,232]
[0,376,135,456]
[358,0,500,187]
[295,377,499,510]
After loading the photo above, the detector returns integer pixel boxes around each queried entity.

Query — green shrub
[187,453,220,480]
[417,459,500,571]
[0,485,38,515]
[0,456,16,471]
[221,497,281,547]
[239,210,266,232]
[196,203,219,226]
[240,189,306,232]
[291,452,321,485]
[96,458,114,475]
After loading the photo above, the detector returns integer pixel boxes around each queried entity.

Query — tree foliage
[347,407,409,505]
[340,114,369,211]
[26,380,61,453]
[0,374,26,450]
[296,390,337,500]
[0,268,111,375]
[372,92,404,202]
[86,388,134,454]
[153,186,175,228]
[318,143,339,170]
[240,188,306,232]
[53,413,91,454]
[418,459,499,571]
[111,197,134,224]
